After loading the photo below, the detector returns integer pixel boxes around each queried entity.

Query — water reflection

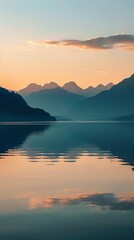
[29,192,134,211]
[0,122,133,168]
[0,124,49,156]
[22,122,134,169]
[0,122,134,240]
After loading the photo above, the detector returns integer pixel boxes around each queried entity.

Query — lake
[0,122,134,240]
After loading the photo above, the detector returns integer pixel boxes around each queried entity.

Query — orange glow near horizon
[1,43,134,91]
[0,1,134,91]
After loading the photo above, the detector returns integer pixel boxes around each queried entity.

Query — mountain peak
[43,82,59,89]
[27,83,41,87]
[19,79,115,98]
[106,82,114,88]
[63,81,80,87]
[19,83,42,96]
[63,81,83,94]
[96,84,104,88]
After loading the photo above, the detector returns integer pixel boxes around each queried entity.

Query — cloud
[29,34,134,51]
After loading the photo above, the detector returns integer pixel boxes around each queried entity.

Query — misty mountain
[19,81,113,97]
[63,81,84,95]
[0,87,56,121]
[19,82,60,97]
[63,81,113,96]
[66,74,134,120]
[43,82,59,90]
[19,83,43,97]
[84,83,113,97]
[25,87,86,116]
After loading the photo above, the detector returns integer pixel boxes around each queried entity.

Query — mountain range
[19,81,113,97]
[19,82,59,97]
[63,81,113,97]
[25,87,86,116]
[66,74,134,120]
[22,74,134,120]
[1,74,134,122]
[0,87,56,121]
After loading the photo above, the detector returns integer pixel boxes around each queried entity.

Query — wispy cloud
[27,40,41,47]
[28,34,134,51]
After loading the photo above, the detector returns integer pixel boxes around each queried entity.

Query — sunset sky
[0,0,134,90]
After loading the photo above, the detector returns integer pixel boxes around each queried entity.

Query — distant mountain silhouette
[63,81,83,95]
[0,87,56,121]
[43,82,59,90]
[19,83,43,97]
[19,82,60,97]
[66,74,134,120]
[19,81,113,97]
[84,83,113,97]
[25,87,86,116]
[63,81,113,96]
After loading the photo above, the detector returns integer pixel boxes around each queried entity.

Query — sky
[0,0,134,90]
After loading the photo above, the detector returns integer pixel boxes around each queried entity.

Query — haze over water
[0,122,134,240]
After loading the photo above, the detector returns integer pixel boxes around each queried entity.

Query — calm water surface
[0,122,134,240]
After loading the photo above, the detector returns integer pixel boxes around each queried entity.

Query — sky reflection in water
[0,122,134,240]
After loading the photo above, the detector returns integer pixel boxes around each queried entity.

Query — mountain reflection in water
[0,122,134,240]
[0,122,133,169]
